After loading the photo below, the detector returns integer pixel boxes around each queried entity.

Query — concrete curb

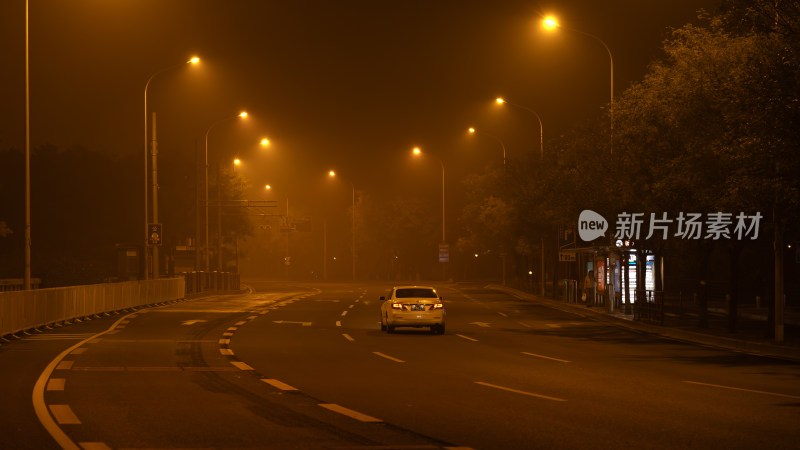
[486,284,800,363]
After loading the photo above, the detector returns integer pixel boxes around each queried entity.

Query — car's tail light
[432,303,443,310]
[392,303,403,310]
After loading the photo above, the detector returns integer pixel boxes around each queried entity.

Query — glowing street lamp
[143,56,200,279]
[495,97,543,160]
[203,111,248,271]
[541,15,614,154]
[260,138,270,147]
[411,147,446,244]
[467,127,507,170]
[328,170,357,281]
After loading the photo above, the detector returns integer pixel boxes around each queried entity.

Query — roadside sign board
[559,252,576,262]
[438,243,449,263]
[148,223,162,246]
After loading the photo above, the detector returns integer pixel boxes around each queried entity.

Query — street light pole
[542,17,613,154]
[144,57,199,279]
[24,0,31,290]
[495,98,543,160]
[495,98,546,296]
[468,127,507,171]
[203,112,247,271]
[328,171,357,281]
[412,148,446,279]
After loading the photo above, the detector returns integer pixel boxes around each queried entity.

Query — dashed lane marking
[456,334,478,342]
[683,381,800,400]
[235,321,247,326]
[56,361,74,370]
[70,348,87,355]
[220,349,234,356]
[521,352,571,363]
[474,381,567,402]
[342,333,355,342]
[46,379,65,391]
[230,361,254,371]
[336,321,342,327]
[348,304,355,309]
[341,311,348,317]
[373,352,405,363]
[498,312,508,317]
[319,403,382,423]
[219,339,230,345]
[78,443,112,450]
[48,405,81,425]
[261,379,298,391]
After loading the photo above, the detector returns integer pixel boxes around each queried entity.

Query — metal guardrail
[634,290,664,325]
[182,271,240,295]
[0,278,184,338]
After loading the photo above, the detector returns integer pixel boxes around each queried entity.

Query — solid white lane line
[475,381,567,402]
[230,361,254,371]
[456,334,478,342]
[261,379,298,391]
[342,333,355,342]
[335,321,342,327]
[683,381,800,400]
[319,403,382,422]
[341,311,348,316]
[49,405,81,424]
[373,352,405,363]
[46,379,66,391]
[219,349,234,356]
[521,352,571,363]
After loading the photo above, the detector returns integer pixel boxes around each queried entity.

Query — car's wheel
[387,324,395,333]
[433,323,445,335]
[380,313,386,331]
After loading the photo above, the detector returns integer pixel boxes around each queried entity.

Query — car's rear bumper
[388,312,444,326]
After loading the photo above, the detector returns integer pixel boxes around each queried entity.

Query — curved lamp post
[542,16,613,154]
[468,127,507,171]
[411,147,446,244]
[143,57,199,279]
[495,98,543,160]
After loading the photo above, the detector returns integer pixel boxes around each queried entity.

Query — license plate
[411,305,426,311]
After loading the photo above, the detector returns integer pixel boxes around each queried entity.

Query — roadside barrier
[0,278,184,338]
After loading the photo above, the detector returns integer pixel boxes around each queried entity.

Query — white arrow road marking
[182,320,208,326]
[272,320,312,326]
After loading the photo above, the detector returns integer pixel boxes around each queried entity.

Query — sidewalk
[487,284,800,362]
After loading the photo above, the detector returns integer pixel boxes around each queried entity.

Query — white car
[380,285,445,334]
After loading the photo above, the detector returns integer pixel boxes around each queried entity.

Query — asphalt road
[2,281,798,449]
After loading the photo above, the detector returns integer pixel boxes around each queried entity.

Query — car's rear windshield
[395,288,438,298]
